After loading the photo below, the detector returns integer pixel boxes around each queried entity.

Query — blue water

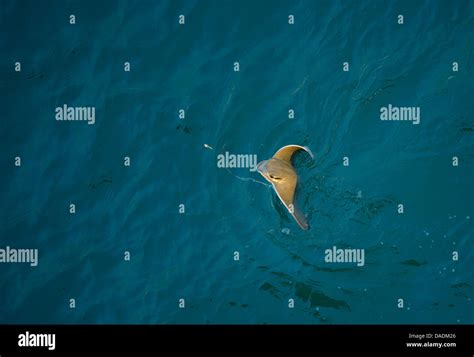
[0,0,473,324]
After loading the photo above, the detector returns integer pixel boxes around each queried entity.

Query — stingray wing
[272,175,309,230]
[271,144,312,230]
[273,145,314,163]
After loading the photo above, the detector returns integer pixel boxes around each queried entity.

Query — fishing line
[225,168,272,188]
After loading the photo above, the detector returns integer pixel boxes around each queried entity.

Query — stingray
[256,145,314,230]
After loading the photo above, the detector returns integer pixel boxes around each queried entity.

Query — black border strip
[0,324,472,354]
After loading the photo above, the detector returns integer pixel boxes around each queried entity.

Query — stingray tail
[290,205,309,230]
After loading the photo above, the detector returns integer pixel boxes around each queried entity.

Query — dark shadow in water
[25,73,45,80]
[451,283,472,300]
[176,124,191,134]
[401,259,426,267]
[228,301,249,308]
[258,269,350,317]
[88,176,112,189]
